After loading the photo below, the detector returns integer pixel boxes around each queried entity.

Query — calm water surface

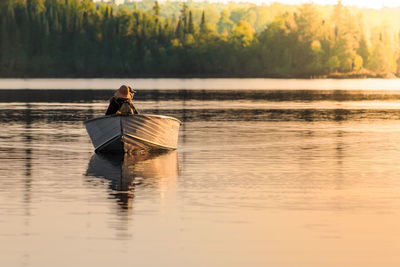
[1,80,400,266]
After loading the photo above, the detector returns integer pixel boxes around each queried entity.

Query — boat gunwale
[84,114,182,124]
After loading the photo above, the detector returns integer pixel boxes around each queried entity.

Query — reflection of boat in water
[86,151,178,208]
[84,114,181,153]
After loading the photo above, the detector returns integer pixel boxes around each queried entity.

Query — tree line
[1,0,399,77]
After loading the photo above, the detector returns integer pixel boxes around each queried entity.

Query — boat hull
[85,114,181,153]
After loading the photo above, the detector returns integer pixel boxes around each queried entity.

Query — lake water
[1,79,400,267]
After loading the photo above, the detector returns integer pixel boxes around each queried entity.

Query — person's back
[105,85,139,115]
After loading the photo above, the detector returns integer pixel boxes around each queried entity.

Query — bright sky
[265,0,400,9]
[112,0,400,9]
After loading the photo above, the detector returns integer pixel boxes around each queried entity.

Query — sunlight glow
[107,0,400,9]
[261,0,400,9]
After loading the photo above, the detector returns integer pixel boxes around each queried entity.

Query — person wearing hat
[105,85,139,115]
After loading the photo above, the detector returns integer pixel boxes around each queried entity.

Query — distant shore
[0,70,397,79]
[325,69,398,79]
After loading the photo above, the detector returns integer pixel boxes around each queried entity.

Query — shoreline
[0,70,397,80]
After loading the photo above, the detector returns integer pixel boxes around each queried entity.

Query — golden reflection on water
[2,90,400,266]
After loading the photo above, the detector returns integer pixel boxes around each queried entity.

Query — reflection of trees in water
[161,108,400,122]
[86,151,178,210]
[4,89,400,103]
[3,97,400,124]
[334,130,345,191]
[23,103,32,218]
[299,109,350,121]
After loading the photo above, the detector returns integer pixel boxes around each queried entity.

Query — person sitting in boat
[105,85,139,115]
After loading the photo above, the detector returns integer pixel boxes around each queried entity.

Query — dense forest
[1,0,400,77]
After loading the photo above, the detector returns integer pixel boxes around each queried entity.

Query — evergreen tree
[357,34,369,67]
[152,1,160,17]
[200,11,205,28]
[179,3,188,34]
[188,10,194,34]
[1,0,400,77]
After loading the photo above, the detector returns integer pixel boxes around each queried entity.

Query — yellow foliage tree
[229,20,255,48]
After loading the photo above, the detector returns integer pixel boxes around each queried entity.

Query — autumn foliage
[1,0,400,77]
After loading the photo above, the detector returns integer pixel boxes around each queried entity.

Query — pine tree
[357,34,369,67]
[188,10,194,34]
[200,10,207,35]
[180,3,188,34]
[152,1,160,17]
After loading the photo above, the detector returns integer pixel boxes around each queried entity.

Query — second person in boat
[105,85,139,115]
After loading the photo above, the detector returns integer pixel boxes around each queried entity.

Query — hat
[115,85,132,98]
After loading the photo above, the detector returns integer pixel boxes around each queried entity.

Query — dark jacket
[105,97,139,115]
